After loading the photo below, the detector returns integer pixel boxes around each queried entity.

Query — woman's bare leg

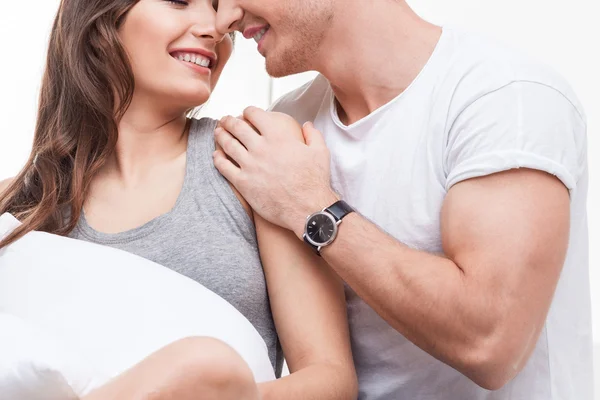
[82,337,260,400]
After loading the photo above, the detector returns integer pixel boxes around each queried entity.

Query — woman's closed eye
[166,0,189,6]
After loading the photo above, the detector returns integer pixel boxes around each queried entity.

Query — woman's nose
[191,20,227,43]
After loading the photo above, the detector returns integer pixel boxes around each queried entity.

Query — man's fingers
[302,121,327,148]
[242,106,272,135]
[213,148,243,186]
[215,127,249,167]
[219,115,260,150]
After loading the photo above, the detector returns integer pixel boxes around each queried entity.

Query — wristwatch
[303,200,355,256]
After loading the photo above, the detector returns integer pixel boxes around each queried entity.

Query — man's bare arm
[317,169,569,390]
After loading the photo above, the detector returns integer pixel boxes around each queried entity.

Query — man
[212,0,593,398]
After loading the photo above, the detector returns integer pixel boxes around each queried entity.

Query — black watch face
[306,213,336,245]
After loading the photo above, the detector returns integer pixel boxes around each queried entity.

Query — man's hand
[213,107,338,237]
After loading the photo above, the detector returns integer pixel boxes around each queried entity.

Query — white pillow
[0,213,275,398]
[0,313,95,399]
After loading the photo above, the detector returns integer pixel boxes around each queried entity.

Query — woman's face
[119,0,233,109]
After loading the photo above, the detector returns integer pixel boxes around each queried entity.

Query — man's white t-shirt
[270,27,593,400]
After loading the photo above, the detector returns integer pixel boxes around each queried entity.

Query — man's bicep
[441,168,569,316]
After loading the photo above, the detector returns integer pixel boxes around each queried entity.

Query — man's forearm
[317,213,521,389]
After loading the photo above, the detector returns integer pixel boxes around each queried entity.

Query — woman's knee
[150,336,259,400]
[83,337,259,400]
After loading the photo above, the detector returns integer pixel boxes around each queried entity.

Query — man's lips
[243,25,269,40]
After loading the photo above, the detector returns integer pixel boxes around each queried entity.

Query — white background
[0,0,598,395]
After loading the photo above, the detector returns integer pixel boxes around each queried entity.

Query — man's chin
[264,55,307,78]
[265,65,290,79]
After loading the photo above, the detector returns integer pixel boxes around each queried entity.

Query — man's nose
[214,0,245,35]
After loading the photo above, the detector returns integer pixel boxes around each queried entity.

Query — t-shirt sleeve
[267,74,330,123]
[444,81,587,191]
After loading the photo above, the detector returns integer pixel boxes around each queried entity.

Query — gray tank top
[70,117,283,376]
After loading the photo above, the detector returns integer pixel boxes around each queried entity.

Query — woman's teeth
[253,27,269,43]
[176,53,211,68]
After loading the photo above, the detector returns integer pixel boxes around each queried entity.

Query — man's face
[215,0,335,77]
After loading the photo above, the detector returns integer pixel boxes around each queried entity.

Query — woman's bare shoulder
[0,178,14,195]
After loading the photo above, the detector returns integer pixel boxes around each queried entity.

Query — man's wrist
[292,188,340,240]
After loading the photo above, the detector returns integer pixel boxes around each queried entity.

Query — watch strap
[325,200,354,221]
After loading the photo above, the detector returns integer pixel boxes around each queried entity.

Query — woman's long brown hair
[0,0,138,248]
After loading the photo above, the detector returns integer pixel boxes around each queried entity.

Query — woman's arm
[254,213,358,400]
[225,179,357,400]
[216,127,357,399]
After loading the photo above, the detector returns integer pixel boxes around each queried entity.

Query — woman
[0,0,357,399]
